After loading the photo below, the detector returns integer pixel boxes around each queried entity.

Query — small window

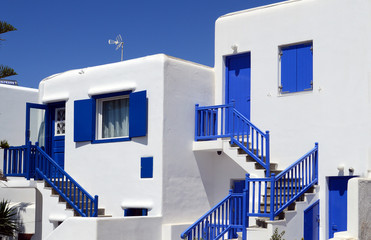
[55,107,66,136]
[96,95,129,140]
[124,208,148,217]
[279,42,313,93]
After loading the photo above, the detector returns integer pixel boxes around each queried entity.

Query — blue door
[304,200,320,240]
[328,176,356,238]
[226,53,251,119]
[49,103,65,170]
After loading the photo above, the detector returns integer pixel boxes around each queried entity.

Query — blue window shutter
[296,43,313,91]
[141,157,153,178]
[281,45,297,93]
[129,91,147,138]
[74,99,94,142]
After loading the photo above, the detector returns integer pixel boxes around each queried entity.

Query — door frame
[304,199,320,240]
[328,176,357,238]
[47,102,66,170]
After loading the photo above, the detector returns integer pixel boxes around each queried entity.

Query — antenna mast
[108,34,124,61]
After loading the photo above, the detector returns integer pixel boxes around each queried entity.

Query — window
[279,42,313,93]
[74,90,147,143]
[96,95,129,140]
[124,208,148,217]
[55,107,66,136]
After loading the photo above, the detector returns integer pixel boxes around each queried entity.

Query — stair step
[254,162,278,171]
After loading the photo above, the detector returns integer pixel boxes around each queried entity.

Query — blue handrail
[246,143,318,220]
[3,145,29,178]
[180,191,246,240]
[181,143,318,240]
[34,146,98,217]
[230,109,270,177]
[195,104,234,141]
[195,104,270,176]
[3,144,98,217]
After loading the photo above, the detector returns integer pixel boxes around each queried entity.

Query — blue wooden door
[328,176,356,238]
[49,103,65,170]
[304,200,320,240]
[226,53,251,119]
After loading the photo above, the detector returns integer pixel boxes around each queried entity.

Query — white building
[1,0,370,240]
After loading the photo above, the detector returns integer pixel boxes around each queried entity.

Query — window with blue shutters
[279,42,313,93]
[74,90,147,143]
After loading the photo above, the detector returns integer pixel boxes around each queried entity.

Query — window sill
[92,137,131,144]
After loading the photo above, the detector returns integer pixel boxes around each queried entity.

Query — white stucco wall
[39,55,166,218]
[0,84,38,172]
[215,0,371,238]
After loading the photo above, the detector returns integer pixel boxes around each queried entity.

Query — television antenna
[108,34,124,61]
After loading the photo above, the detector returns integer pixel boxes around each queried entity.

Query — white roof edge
[218,0,301,19]
[0,83,38,92]
[121,201,154,210]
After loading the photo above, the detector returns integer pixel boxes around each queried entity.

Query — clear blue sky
[1,0,283,88]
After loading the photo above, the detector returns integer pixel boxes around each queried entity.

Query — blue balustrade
[34,146,98,217]
[181,143,318,240]
[195,104,234,141]
[181,190,246,240]
[230,109,270,177]
[3,145,29,178]
[246,143,318,221]
[195,104,270,176]
[3,144,98,217]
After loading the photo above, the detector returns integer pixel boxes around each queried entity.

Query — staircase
[182,104,319,240]
[3,144,103,218]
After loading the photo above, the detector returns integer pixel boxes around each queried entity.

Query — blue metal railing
[34,146,98,217]
[181,191,246,240]
[230,109,270,177]
[246,143,318,220]
[195,104,233,141]
[181,143,318,240]
[3,145,29,178]
[3,144,98,217]
[195,104,270,176]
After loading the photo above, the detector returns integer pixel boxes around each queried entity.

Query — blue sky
[1,0,283,88]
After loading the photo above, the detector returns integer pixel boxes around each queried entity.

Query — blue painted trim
[25,103,47,145]
[74,99,94,142]
[141,157,153,178]
[129,91,147,138]
[304,199,320,240]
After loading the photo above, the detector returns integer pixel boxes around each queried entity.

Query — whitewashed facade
[1,0,371,239]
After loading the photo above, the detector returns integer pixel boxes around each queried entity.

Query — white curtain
[102,98,129,138]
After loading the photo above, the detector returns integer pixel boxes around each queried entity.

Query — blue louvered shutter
[129,90,147,138]
[281,45,298,93]
[74,99,94,142]
[296,43,313,91]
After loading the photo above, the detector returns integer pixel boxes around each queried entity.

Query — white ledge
[88,83,136,96]
[42,93,69,103]
[121,201,153,210]
[49,214,69,222]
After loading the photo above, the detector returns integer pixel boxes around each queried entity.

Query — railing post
[194,104,199,141]
[265,131,270,177]
[93,195,99,217]
[270,173,275,221]
[3,148,7,176]
[242,174,250,240]
[315,142,318,182]
[25,142,31,180]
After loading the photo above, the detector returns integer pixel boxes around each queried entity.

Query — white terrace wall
[0,84,38,172]
[215,0,371,238]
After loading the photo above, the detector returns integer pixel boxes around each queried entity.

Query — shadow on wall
[194,151,247,207]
